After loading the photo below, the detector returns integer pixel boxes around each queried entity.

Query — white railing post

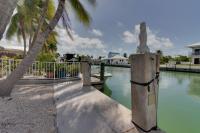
[54,62,56,80]
[1,59,3,78]
[81,57,91,86]
[0,58,83,80]
[8,59,11,75]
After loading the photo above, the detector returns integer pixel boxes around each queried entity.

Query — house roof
[0,46,4,50]
[0,47,23,55]
[108,52,120,54]
[111,55,127,60]
[187,42,200,48]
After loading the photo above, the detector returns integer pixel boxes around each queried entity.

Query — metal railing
[192,52,200,56]
[0,58,81,80]
[160,63,200,72]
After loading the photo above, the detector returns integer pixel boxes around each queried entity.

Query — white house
[188,43,200,64]
[108,52,120,58]
[103,55,128,65]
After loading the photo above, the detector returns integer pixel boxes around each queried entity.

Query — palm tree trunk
[0,0,65,97]
[29,0,50,52]
[20,19,27,57]
[28,20,34,51]
[23,39,27,57]
[0,0,18,39]
[29,33,33,50]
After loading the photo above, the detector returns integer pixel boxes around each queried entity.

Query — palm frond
[87,0,96,6]
[68,0,91,26]
[62,8,73,40]
[6,13,20,39]
[46,0,56,19]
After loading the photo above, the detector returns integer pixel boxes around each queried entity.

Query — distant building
[103,55,128,65]
[0,46,4,50]
[61,53,76,62]
[108,52,120,58]
[0,46,23,58]
[188,43,200,64]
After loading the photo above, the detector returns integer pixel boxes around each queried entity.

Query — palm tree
[0,0,96,96]
[156,50,163,56]
[42,31,57,53]
[6,0,56,57]
[0,0,18,39]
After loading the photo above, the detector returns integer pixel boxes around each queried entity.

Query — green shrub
[37,53,56,62]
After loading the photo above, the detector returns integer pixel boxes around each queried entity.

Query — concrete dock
[53,80,164,133]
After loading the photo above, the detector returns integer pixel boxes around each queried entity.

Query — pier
[54,80,164,133]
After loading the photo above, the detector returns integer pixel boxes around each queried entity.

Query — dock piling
[130,53,160,132]
[81,57,91,86]
[100,62,105,82]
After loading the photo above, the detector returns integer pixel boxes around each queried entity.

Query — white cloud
[56,28,107,57]
[91,29,103,37]
[0,18,25,51]
[0,27,107,57]
[122,24,174,50]
[0,36,24,50]
[122,31,137,43]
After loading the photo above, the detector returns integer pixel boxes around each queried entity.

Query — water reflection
[188,76,200,97]
[160,72,200,98]
[104,67,200,133]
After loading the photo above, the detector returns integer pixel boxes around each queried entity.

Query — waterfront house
[103,55,128,65]
[0,46,23,58]
[61,53,76,62]
[188,43,200,64]
[108,52,120,58]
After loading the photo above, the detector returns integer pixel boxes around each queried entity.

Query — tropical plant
[42,31,57,53]
[174,55,190,63]
[0,0,96,96]
[37,52,56,62]
[0,0,18,39]
[156,50,163,56]
[66,64,79,76]
[6,0,56,57]
[123,53,127,58]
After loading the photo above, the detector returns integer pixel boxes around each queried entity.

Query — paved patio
[0,84,56,133]
[0,80,164,133]
[53,80,164,133]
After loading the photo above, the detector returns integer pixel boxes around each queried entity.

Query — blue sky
[59,0,200,57]
[1,0,200,57]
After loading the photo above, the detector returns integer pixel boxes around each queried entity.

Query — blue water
[105,67,200,133]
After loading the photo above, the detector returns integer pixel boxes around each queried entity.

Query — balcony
[192,51,200,56]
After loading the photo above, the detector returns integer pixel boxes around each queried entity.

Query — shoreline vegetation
[93,64,200,73]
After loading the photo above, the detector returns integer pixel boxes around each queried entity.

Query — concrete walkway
[0,84,56,133]
[53,81,164,133]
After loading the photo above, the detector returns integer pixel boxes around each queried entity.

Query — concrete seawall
[93,64,200,73]
[53,80,164,133]
[160,66,200,73]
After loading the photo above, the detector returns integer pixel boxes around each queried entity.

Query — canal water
[104,67,200,133]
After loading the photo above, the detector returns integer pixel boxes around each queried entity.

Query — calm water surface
[105,67,200,133]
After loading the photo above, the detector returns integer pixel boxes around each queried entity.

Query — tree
[156,50,163,56]
[42,31,57,53]
[123,53,127,58]
[174,55,190,62]
[6,0,56,57]
[0,0,96,96]
[160,55,173,64]
[0,0,18,39]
